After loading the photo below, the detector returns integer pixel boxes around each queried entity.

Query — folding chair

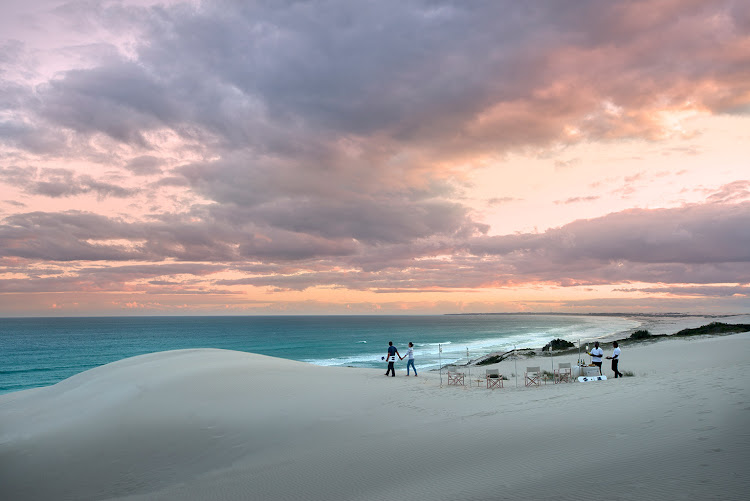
[485,369,503,389]
[525,366,541,387]
[554,362,572,384]
[447,368,465,386]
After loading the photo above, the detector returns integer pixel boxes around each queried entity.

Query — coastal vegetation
[627,322,750,341]
[473,322,750,368]
[542,338,575,351]
[629,329,652,340]
[674,322,750,337]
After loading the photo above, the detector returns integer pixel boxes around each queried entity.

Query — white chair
[525,366,541,387]
[554,362,572,384]
[485,369,503,389]
[447,368,465,386]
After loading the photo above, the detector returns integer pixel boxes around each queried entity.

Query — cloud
[37,59,181,145]
[616,285,750,298]
[1,1,750,312]
[0,166,139,198]
[466,201,750,287]
[7,1,748,159]
[124,155,165,176]
[554,196,600,205]
[706,180,750,203]
[4,1,749,212]
[2,200,749,294]
[488,197,520,206]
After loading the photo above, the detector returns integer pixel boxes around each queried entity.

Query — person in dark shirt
[384,341,400,377]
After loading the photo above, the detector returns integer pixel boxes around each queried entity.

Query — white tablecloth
[572,366,601,378]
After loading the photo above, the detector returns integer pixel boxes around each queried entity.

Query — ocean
[0,314,641,394]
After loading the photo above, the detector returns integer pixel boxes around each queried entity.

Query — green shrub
[542,338,575,352]
[629,329,652,340]
[477,354,504,366]
[674,322,750,337]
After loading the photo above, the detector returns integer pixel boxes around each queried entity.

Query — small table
[573,366,602,378]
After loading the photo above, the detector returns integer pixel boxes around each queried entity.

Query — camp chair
[554,362,572,384]
[485,369,503,389]
[525,366,541,387]
[447,368,465,386]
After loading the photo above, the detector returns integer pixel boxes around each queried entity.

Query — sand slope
[1,334,749,501]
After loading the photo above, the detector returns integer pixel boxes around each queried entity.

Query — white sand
[1,332,749,501]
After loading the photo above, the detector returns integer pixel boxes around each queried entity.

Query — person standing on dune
[589,341,604,375]
[384,341,400,377]
[607,341,624,378]
[405,342,417,376]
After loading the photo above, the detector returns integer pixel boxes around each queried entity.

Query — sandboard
[578,375,607,382]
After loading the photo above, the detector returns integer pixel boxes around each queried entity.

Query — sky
[1,0,749,317]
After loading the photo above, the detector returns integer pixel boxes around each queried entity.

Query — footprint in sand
[692,426,716,432]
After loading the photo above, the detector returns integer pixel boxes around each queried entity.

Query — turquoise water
[0,315,640,394]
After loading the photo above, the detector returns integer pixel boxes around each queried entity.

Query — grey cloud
[77,263,227,278]
[0,166,139,198]
[0,81,71,155]
[0,267,232,294]
[0,209,358,262]
[470,202,750,265]
[707,180,750,203]
[236,230,358,261]
[0,276,100,293]
[249,198,482,244]
[2,201,748,295]
[20,0,746,162]
[0,211,147,261]
[39,59,180,145]
[216,261,495,293]
[464,202,750,287]
[142,288,240,296]
[178,150,486,245]
[616,285,750,298]
[125,155,164,175]
[2,0,746,230]
[2,199,27,208]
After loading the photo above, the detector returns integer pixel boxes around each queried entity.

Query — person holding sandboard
[384,341,400,377]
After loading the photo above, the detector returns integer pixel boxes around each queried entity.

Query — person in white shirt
[606,341,623,378]
[589,341,604,375]
[404,342,417,376]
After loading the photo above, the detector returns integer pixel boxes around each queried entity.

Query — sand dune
[1,333,749,501]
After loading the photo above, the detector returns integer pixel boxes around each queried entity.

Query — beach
[1,331,748,500]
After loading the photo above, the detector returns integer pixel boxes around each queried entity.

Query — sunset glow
[1,0,749,316]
